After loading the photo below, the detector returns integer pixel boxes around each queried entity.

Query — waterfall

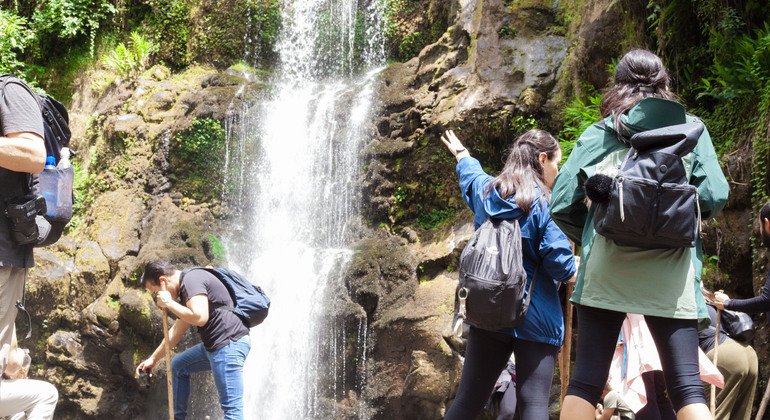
[217,0,384,417]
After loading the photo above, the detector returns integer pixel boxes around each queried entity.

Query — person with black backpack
[441,128,577,419]
[135,260,267,420]
[551,49,729,420]
[0,75,46,394]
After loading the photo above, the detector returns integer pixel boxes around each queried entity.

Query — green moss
[170,117,228,201]
[107,295,120,309]
[207,234,226,260]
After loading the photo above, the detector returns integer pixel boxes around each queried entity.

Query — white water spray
[219,0,385,417]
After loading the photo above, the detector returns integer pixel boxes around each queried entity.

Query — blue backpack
[192,267,270,327]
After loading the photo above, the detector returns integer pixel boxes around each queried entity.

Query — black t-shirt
[0,80,44,268]
[180,269,250,352]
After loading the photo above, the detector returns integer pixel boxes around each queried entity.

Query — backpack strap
[185,267,244,318]
[523,266,539,310]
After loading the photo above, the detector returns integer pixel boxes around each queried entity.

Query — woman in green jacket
[550,49,729,420]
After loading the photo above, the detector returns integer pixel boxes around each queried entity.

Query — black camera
[138,368,151,389]
[4,195,48,245]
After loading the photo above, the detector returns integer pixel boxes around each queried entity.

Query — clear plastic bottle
[39,156,58,219]
[39,155,73,222]
[58,148,70,169]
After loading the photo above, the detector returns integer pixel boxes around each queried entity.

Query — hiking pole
[755,378,770,420]
[711,296,722,418]
[560,246,578,404]
[161,281,174,420]
[560,281,574,404]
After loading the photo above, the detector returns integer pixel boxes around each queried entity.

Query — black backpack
[591,122,704,249]
[185,267,271,328]
[0,75,73,247]
[454,217,537,336]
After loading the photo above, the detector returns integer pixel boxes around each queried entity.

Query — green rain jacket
[550,98,729,319]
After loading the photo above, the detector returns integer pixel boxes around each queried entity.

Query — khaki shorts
[0,266,26,371]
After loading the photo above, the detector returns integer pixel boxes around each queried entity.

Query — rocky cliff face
[22,0,758,418]
[24,67,265,419]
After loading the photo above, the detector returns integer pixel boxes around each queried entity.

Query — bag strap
[523,266,539,310]
[184,267,244,317]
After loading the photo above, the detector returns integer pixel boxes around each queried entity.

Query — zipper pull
[618,177,625,222]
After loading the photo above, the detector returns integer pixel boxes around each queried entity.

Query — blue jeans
[171,335,251,420]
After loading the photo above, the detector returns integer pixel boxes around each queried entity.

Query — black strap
[16,270,32,339]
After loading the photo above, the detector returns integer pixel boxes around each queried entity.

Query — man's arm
[158,293,209,327]
[0,132,46,173]
[135,318,191,376]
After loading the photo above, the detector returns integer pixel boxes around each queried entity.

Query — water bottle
[58,148,70,169]
[39,156,59,219]
[39,154,73,221]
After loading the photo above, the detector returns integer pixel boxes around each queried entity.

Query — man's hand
[136,357,156,377]
[156,290,174,309]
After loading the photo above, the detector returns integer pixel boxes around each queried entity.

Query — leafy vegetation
[0,10,34,75]
[102,31,155,80]
[171,118,228,201]
[558,95,601,163]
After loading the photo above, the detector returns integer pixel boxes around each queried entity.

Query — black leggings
[566,305,706,411]
[445,327,559,419]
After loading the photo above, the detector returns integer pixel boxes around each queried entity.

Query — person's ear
[539,152,547,166]
[763,217,770,235]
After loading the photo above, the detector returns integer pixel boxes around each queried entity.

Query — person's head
[760,201,770,248]
[599,49,678,133]
[485,129,561,214]
[140,260,180,297]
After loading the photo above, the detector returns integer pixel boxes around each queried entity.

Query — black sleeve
[724,271,770,314]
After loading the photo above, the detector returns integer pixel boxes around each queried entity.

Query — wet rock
[119,288,160,341]
[89,190,143,262]
[70,241,111,312]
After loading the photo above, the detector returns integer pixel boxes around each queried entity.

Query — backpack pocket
[462,273,505,329]
[652,183,698,246]
[596,176,657,238]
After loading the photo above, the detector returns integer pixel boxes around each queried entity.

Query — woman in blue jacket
[441,128,577,419]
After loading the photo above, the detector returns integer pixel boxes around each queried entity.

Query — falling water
[218,0,384,418]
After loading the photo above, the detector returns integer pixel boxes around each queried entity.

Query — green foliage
[382,0,447,62]
[249,0,282,67]
[398,32,427,61]
[417,205,455,230]
[143,0,191,69]
[498,26,516,38]
[102,31,155,80]
[509,114,538,136]
[33,0,117,55]
[698,22,770,101]
[171,118,228,200]
[558,95,601,163]
[0,10,34,75]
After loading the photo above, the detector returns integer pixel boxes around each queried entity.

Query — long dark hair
[484,129,560,214]
[599,49,678,134]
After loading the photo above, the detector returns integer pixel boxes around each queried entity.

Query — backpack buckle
[454,288,468,338]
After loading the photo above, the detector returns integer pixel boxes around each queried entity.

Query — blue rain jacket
[457,157,576,346]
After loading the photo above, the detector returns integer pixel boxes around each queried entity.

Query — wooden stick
[561,243,578,404]
[755,377,770,420]
[711,305,722,417]
[560,282,574,404]
[161,281,175,420]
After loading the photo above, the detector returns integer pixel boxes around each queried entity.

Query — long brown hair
[484,129,560,214]
[599,49,678,135]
